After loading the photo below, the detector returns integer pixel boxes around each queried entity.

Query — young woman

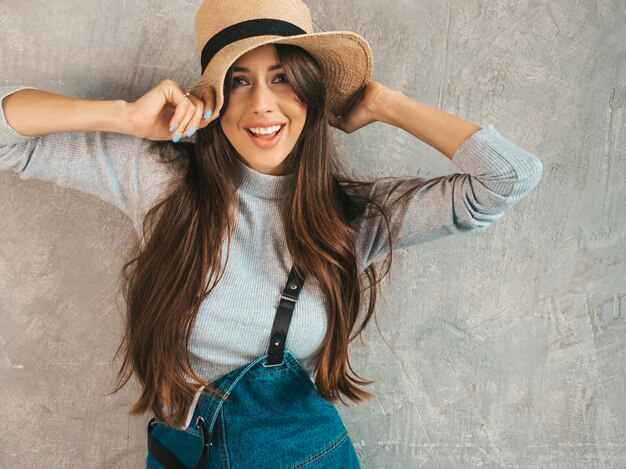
[0,0,543,467]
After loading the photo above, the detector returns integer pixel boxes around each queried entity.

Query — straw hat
[186,0,374,118]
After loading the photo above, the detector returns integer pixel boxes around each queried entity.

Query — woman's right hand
[126,79,219,141]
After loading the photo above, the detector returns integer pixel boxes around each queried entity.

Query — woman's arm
[371,88,482,160]
[329,81,481,159]
[335,83,544,269]
[347,121,544,269]
[0,86,181,234]
[2,88,133,137]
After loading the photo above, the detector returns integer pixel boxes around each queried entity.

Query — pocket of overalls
[147,418,204,469]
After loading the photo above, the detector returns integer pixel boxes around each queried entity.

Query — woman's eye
[231,74,288,88]
[274,73,288,83]
[232,76,247,87]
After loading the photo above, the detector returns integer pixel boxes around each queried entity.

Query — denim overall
[145,266,362,469]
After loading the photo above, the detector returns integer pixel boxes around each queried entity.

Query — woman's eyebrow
[233,64,283,72]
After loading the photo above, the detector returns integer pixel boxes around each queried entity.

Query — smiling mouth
[244,124,286,149]
[245,124,284,140]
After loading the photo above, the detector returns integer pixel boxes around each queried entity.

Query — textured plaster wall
[1,0,624,468]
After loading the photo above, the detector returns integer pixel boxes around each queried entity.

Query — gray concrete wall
[1,0,624,467]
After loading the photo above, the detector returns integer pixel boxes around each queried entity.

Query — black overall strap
[264,266,306,366]
[265,184,358,366]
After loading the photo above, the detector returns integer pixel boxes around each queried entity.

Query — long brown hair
[110,43,407,428]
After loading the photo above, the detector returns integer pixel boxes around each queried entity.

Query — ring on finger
[183,91,191,100]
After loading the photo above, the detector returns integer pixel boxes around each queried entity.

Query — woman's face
[219,44,307,176]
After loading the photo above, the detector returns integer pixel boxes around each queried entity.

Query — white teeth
[248,125,282,135]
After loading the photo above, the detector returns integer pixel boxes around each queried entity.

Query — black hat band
[201,19,308,73]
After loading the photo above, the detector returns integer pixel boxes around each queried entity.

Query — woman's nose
[250,81,276,111]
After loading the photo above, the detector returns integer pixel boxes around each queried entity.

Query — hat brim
[187,31,374,118]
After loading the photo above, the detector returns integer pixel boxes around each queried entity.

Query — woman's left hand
[326,80,389,134]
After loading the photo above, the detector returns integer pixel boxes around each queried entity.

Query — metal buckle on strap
[280,294,298,303]
[261,359,284,368]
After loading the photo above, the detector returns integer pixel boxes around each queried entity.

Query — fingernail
[172,132,182,143]
[204,109,212,120]
[169,123,179,132]
[186,125,196,137]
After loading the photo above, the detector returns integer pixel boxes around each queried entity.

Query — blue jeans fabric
[145,348,361,469]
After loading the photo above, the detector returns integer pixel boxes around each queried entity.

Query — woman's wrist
[367,86,404,126]
[105,99,138,137]
[74,97,137,136]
